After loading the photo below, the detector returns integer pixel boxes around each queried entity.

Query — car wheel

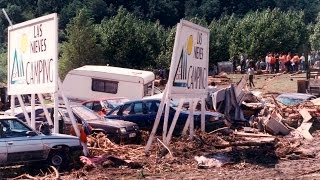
[47,151,70,169]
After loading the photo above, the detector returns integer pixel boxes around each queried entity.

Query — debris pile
[209,74,232,85]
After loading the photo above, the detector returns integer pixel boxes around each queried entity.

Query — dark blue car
[105,99,225,135]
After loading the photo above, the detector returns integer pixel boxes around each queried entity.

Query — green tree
[310,13,320,51]
[36,0,66,16]
[156,26,176,69]
[209,14,238,63]
[146,0,181,27]
[59,0,85,29]
[59,8,104,79]
[229,9,307,59]
[0,52,7,83]
[98,8,167,69]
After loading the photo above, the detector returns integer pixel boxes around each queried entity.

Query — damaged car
[276,93,316,106]
[106,99,225,135]
[0,115,83,168]
[6,105,140,144]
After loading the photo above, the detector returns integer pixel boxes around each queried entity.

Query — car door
[0,123,8,164]
[121,102,149,130]
[144,101,158,128]
[3,119,44,163]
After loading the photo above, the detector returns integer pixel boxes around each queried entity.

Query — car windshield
[72,106,101,121]
[0,119,33,138]
[103,99,129,109]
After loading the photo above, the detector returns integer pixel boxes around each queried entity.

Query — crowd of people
[229,52,320,89]
[259,52,306,74]
[231,52,320,75]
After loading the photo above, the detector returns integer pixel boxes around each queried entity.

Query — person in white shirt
[247,65,255,88]
[300,53,306,71]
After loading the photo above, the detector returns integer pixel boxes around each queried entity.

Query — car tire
[47,150,70,169]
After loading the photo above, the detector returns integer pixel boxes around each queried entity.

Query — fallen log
[234,131,273,137]
[214,140,274,148]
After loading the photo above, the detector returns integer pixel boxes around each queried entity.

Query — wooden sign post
[145,20,210,152]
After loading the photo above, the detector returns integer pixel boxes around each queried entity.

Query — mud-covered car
[58,105,140,144]
[0,115,82,168]
[7,105,140,144]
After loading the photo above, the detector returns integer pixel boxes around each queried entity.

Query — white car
[0,115,83,168]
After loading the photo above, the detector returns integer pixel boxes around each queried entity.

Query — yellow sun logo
[20,33,28,54]
[187,35,193,55]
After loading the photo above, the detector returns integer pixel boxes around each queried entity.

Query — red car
[82,97,129,116]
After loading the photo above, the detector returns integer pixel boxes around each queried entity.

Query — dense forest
[1,0,320,80]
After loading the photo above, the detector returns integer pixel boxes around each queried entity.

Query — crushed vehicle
[0,115,83,168]
[82,97,129,116]
[106,99,225,135]
[275,93,316,106]
[6,105,140,144]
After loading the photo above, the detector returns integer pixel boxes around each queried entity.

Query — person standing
[247,64,255,89]
[293,54,300,72]
[280,53,286,71]
[269,53,276,74]
[286,52,292,73]
[300,53,306,72]
[275,53,280,73]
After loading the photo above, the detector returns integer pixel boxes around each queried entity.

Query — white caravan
[62,65,157,102]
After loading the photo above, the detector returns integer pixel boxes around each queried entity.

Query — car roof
[0,115,17,120]
[277,93,315,99]
[82,97,128,103]
[124,98,160,104]
[5,105,50,114]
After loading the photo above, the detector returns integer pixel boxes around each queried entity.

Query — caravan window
[92,79,118,94]
[144,82,153,96]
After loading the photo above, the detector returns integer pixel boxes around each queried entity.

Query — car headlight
[119,127,126,133]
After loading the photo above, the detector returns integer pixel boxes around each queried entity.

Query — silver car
[0,115,83,168]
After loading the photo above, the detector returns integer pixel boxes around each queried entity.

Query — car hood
[40,133,79,140]
[89,119,137,128]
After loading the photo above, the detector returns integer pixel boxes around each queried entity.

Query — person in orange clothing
[279,53,286,71]
[286,52,292,73]
[292,53,300,72]
[269,53,276,74]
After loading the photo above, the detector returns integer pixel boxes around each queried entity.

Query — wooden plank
[297,122,313,141]
[311,97,320,106]
[234,131,273,137]
[299,108,312,123]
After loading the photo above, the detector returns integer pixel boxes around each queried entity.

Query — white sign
[7,13,58,95]
[169,20,209,98]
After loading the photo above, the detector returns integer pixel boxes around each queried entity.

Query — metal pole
[3,9,14,117]
[31,94,35,129]
[2,9,13,26]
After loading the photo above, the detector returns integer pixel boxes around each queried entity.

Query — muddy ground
[3,72,320,180]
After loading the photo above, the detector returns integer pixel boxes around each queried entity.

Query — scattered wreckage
[5,74,320,179]
[77,75,320,172]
